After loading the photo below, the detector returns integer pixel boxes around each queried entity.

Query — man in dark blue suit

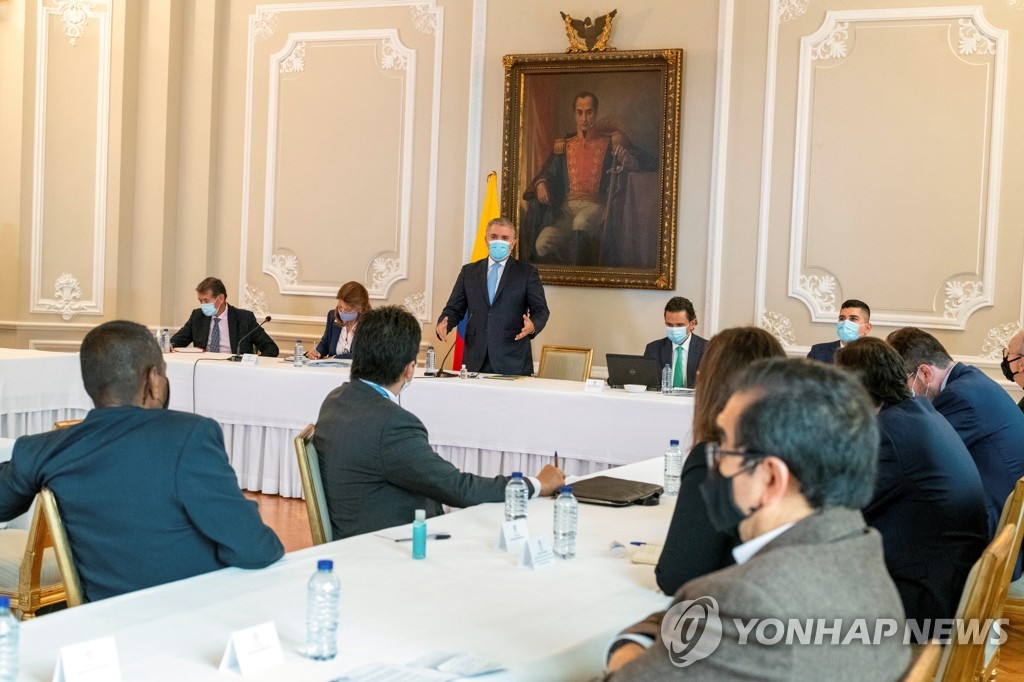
[436,217,550,376]
[836,338,989,624]
[806,298,872,364]
[0,321,283,601]
[889,327,1024,577]
[170,277,279,356]
[642,296,706,388]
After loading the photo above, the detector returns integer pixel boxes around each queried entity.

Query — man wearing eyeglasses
[602,359,908,679]
[1001,330,1024,412]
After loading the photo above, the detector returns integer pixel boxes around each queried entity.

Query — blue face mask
[337,310,359,323]
[836,320,862,343]
[488,240,511,262]
[201,302,218,317]
[666,327,689,345]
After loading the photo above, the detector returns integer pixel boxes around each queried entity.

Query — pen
[394,533,451,542]
[630,541,647,546]
[554,451,559,468]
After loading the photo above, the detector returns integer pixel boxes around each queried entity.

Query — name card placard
[583,378,606,393]
[517,536,555,570]
[240,353,259,366]
[495,519,529,555]
[52,636,122,682]
[218,621,284,676]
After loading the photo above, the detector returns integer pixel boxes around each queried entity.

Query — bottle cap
[427,345,434,350]
[415,509,425,522]
[511,471,523,478]
[670,439,679,446]
[296,340,302,343]
[317,559,333,571]
[0,596,8,609]
[560,485,573,494]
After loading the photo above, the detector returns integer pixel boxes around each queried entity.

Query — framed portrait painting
[501,49,683,289]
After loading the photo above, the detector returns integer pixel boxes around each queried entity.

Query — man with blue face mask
[436,218,550,376]
[806,298,872,364]
[170,277,279,356]
[643,296,706,388]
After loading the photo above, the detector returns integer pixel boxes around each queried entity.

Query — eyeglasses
[706,442,766,475]
[1004,350,1023,364]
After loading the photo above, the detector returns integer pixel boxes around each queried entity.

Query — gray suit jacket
[314,379,525,539]
[604,508,909,681]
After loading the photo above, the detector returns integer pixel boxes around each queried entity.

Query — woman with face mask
[307,281,371,360]
[653,327,785,596]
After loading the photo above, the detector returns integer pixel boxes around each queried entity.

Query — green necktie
[674,345,684,388]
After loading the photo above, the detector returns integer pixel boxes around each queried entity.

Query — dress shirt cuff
[605,634,655,666]
[527,476,543,499]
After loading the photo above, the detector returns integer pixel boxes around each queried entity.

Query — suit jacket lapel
[661,338,673,368]
[226,304,240,353]
[492,258,514,305]
[476,259,492,309]
[197,314,211,350]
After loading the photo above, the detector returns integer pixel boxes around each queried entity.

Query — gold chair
[51,419,83,431]
[903,640,941,682]
[997,477,1024,620]
[936,524,1015,681]
[537,345,593,382]
[38,488,84,608]
[294,425,332,545]
[0,503,63,619]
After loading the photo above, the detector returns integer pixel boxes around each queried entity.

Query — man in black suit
[835,338,988,625]
[170,276,279,356]
[0,321,283,601]
[806,298,872,364]
[889,326,1024,578]
[314,306,564,539]
[436,218,549,375]
[642,296,705,388]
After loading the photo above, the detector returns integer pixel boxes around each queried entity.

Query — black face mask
[699,467,761,537]
[1001,355,1020,382]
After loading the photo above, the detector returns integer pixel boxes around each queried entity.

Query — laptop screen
[605,354,661,390]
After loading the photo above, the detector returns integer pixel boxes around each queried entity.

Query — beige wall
[0,0,1022,399]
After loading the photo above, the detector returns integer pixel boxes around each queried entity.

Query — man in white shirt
[602,358,909,680]
[643,296,706,388]
[169,276,279,356]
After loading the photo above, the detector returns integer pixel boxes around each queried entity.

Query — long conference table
[20,457,675,680]
[0,348,695,499]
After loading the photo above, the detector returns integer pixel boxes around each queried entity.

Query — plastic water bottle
[504,472,528,521]
[459,366,468,379]
[306,559,340,660]
[412,509,426,560]
[160,328,170,353]
[661,363,672,393]
[0,596,18,682]
[664,439,683,496]
[553,486,578,559]
[294,340,304,367]
[425,345,437,375]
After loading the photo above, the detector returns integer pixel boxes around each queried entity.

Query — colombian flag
[452,172,499,370]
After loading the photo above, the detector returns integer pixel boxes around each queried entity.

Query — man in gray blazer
[604,359,910,680]
[314,306,564,540]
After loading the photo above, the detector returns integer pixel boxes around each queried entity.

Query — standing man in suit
[0,321,283,602]
[888,327,1024,577]
[315,306,564,539]
[806,298,872,364]
[603,359,908,679]
[170,276,279,356]
[436,217,549,376]
[835,338,988,625]
[1001,329,1024,412]
[642,296,706,388]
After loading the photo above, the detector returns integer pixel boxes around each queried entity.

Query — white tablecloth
[19,458,674,680]
[0,349,90,439]
[163,353,694,497]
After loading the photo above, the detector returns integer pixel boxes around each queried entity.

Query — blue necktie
[210,318,221,353]
[488,262,501,303]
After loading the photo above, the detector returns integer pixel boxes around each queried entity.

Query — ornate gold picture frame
[501,49,683,289]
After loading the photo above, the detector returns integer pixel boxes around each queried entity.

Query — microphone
[227,316,272,362]
[431,340,458,378]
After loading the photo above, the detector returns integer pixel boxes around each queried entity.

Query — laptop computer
[605,354,661,390]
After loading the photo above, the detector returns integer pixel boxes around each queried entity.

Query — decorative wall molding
[54,0,95,47]
[240,2,443,322]
[368,253,403,297]
[268,252,299,287]
[31,0,110,318]
[761,311,796,347]
[982,322,1020,360]
[412,4,438,35]
[378,35,410,72]
[795,273,837,315]
[244,284,270,319]
[1010,0,1024,11]
[46,274,84,321]
[783,7,1007,330]
[279,41,305,73]
[403,292,428,320]
[778,0,808,24]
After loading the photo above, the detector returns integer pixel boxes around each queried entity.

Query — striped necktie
[210,318,221,353]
